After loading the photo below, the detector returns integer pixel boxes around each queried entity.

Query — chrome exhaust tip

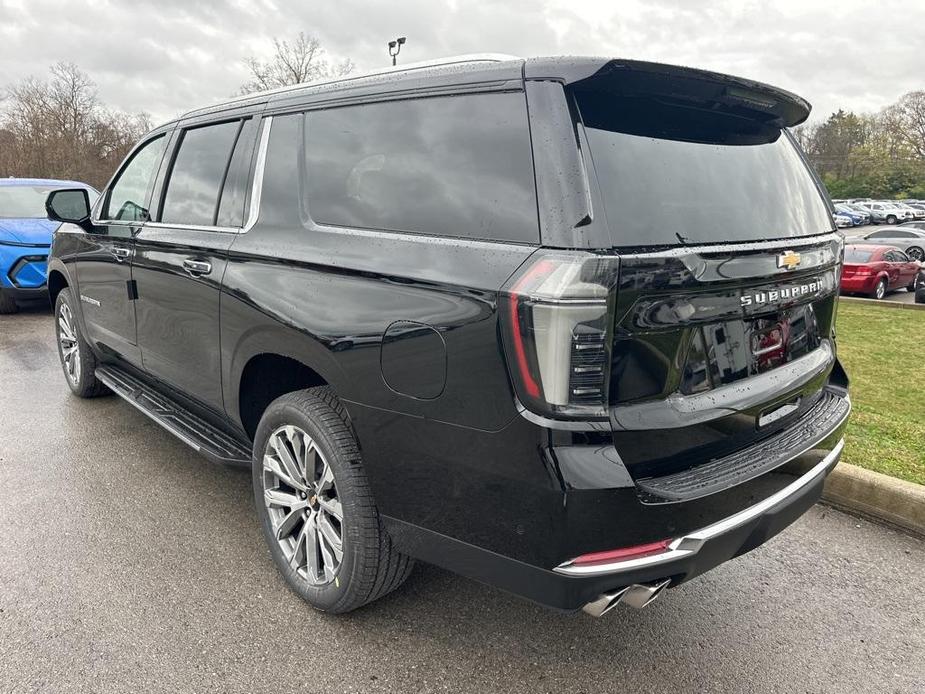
[581,578,671,617]
[581,586,630,618]
[620,578,671,609]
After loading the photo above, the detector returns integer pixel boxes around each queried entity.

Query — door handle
[183,259,212,275]
[112,246,132,261]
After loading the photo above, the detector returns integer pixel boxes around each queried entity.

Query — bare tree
[0,62,151,188]
[239,32,354,94]
[883,91,925,160]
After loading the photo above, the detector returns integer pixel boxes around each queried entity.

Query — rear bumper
[386,437,844,611]
[841,276,876,293]
[555,439,842,580]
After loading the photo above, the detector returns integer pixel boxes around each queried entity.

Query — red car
[840,244,922,299]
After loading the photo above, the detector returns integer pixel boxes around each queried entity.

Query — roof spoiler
[525,58,811,128]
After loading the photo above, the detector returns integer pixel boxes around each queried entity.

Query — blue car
[0,178,98,313]
[834,204,865,226]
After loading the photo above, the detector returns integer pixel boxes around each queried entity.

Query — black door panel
[70,223,140,364]
[132,226,235,412]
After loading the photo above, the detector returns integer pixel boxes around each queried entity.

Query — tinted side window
[161,121,240,226]
[104,135,167,221]
[304,93,538,243]
[217,118,259,227]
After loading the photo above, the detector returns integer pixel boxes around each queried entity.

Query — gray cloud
[1,0,923,124]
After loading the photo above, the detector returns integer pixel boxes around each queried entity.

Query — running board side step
[582,579,672,617]
[95,365,252,467]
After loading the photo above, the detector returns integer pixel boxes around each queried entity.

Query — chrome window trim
[91,116,273,234]
[554,433,847,576]
[240,115,272,234]
[143,222,241,234]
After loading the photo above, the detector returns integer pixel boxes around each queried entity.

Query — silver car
[857,226,925,260]
[856,202,913,225]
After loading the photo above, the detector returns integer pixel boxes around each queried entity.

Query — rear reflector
[570,539,671,567]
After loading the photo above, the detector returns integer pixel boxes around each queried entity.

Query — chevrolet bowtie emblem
[777,251,801,271]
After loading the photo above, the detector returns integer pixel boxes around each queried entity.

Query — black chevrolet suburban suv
[44,55,850,616]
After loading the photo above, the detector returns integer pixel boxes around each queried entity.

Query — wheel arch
[46,260,71,305]
[227,330,352,441]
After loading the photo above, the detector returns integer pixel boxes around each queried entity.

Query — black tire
[886,215,897,225]
[54,288,109,397]
[907,246,923,261]
[871,278,888,300]
[0,290,18,314]
[252,386,413,613]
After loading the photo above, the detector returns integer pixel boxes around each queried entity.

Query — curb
[822,463,925,538]
[838,295,925,311]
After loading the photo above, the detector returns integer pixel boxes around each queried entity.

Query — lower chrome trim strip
[554,437,845,577]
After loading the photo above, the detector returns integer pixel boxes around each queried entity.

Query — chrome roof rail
[181,53,522,119]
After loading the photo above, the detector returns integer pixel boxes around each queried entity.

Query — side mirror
[46,188,93,230]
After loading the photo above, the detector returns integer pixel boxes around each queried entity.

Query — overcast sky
[2,0,923,125]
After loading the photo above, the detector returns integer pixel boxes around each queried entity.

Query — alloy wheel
[262,425,344,585]
[58,303,81,384]
[908,246,923,261]
[876,280,886,299]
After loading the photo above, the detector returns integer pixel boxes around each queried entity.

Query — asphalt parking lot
[1,308,924,694]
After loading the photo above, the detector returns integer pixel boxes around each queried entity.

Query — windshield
[0,184,95,219]
[0,185,98,219]
[576,91,834,247]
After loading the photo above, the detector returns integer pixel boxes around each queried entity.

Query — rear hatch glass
[575,91,834,248]
[572,89,844,501]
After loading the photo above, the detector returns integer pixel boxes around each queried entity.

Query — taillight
[499,252,620,420]
[855,265,874,276]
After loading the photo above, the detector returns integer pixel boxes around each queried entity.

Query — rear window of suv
[576,91,834,247]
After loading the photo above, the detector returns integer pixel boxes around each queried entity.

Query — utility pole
[388,37,406,66]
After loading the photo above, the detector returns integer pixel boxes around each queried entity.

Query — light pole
[388,37,406,66]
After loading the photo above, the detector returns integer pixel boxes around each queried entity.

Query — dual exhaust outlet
[582,578,671,617]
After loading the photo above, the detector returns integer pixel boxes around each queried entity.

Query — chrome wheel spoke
[265,488,308,510]
[263,454,306,492]
[317,496,343,521]
[58,305,81,383]
[270,433,305,488]
[263,424,344,586]
[303,513,321,578]
[274,508,304,540]
[316,459,335,495]
[58,317,75,342]
[290,522,310,571]
[317,513,343,562]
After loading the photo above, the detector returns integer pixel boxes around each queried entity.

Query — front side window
[303,92,538,243]
[161,121,241,226]
[104,135,167,221]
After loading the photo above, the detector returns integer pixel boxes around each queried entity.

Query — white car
[895,202,925,220]
[856,202,913,225]
[833,212,853,228]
